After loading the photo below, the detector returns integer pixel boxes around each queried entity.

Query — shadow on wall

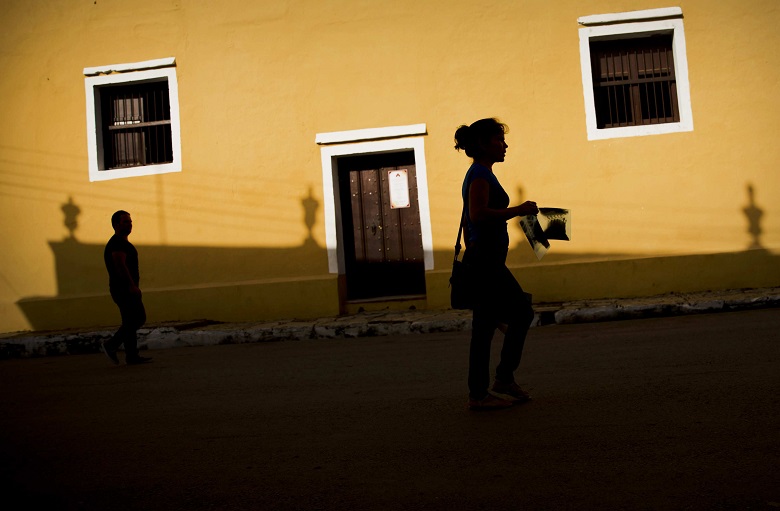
[744,182,765,250]
[17,191,331,330]
[15,184,779,331]
[48,190,328,297]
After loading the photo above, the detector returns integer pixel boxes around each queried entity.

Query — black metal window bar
[100,80,173,169]
[590,33,680,129]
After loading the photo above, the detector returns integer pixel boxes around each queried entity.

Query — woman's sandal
[491,381,532,403]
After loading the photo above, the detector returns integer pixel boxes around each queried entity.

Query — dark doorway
[337,151,426,301]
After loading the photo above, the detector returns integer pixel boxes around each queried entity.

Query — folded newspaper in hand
[519,207,571,260]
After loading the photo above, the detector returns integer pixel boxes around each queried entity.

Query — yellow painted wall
[1,0,778,333]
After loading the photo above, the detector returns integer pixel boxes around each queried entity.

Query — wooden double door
[337,151,426,301]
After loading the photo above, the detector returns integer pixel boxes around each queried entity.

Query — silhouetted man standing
[101,210,151,365]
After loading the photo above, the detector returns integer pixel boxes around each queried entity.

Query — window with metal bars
[590,33,680,129]
[99,80,173,169]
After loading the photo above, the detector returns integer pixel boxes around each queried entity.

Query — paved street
[1,309,779,510]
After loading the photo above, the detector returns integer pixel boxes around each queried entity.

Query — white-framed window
[315,124,434,274]
[84,58,182,182]
[578,7,694,141]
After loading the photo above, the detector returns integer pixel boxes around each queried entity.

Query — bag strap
[455,167,472,262]
[454,204,466,262]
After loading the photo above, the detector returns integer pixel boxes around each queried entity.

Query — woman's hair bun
[453,124,472,152]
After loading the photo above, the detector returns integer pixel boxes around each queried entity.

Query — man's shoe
[101,342,119,365]
[491,381,532,403]
[126,356,153,365]
[468,394,513,411]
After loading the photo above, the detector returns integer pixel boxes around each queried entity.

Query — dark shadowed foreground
[1,309,778,510]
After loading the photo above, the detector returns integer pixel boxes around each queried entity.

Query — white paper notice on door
[388,169,410,209]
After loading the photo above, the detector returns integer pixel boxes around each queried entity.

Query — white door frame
[316,124,433,275]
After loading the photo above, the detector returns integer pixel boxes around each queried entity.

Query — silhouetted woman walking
[454,118,538,410]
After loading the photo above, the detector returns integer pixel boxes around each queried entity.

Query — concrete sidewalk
[2,286,779,359]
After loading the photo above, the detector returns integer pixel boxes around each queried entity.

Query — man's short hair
[111,210,130,228]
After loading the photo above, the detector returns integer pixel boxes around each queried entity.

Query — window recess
[591,34,679,129]
[102,80,173,169]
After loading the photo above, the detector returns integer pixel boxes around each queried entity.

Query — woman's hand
[515,201,539,217]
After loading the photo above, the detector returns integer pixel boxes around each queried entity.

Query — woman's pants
[464,250,535,399]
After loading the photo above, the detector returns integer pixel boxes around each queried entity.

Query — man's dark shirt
[104,235,140,294]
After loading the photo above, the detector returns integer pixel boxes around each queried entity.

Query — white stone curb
[2,289,778,358]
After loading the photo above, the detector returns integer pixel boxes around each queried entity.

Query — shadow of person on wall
[743,182,765,250]
[302,185,319,248]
